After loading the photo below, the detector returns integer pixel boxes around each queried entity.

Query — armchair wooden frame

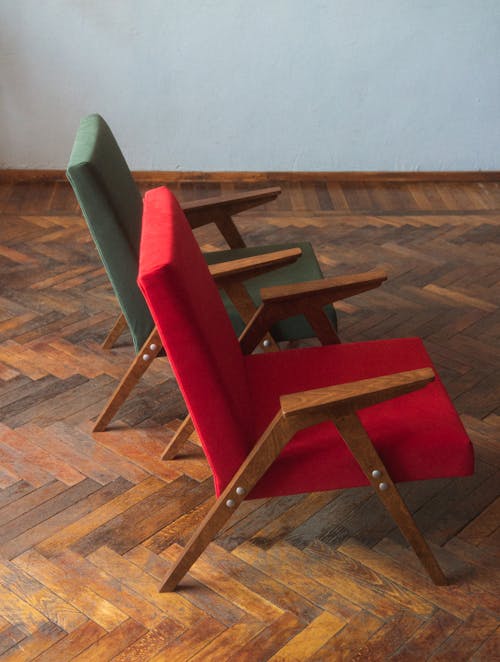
[160,367,447,592]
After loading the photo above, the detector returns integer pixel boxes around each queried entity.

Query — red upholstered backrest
[138,187,253,494]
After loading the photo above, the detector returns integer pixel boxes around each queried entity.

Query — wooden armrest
[280,368,435,418]
[208,248,302,282]
[260,269,388,305]
[181,187,281,214]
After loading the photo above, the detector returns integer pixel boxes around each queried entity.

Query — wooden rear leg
[93,328,162,432]
[224,281,279,352]
[214,214,246,249]
[333,412,447,585]
[102,313,128,349]
[161,415,195,460]
[305,308,341,345]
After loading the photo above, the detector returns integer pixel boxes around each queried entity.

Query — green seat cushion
[204,242,338,341]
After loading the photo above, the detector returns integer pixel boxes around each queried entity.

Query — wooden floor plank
[375,537,500,612]
[124,544,250,627]
[305,539,436,618]
[430,608,499,661]
[71,476,212,557]
[162,543,284,623]
[12,549,128,632]
[0,622,65,662]
[233,540,361,622]
[0,558,87,632]
[33,620,106,662]
[351,610,425,661]
[186,617,267,662]
[111,618,185,662]
[69,619,147,662]
[0,581,49,635]
[49,549,169,630]
[0,625,27,658]
[268,610,346,660]
[225,611,304,662]
[146,615,224,662]
[338,538,490,619]
[86,545,209,629]
[36,475,166,557]
[311,609,383,660]
[471,629,500,662]
[391,609,461,661]
[0,478,131,559]
[0,428,86,486]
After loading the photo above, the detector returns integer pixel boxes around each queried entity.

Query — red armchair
[138,186,474,592]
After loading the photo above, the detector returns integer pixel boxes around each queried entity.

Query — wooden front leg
[333,412,447,585]
[101,313,127,349]
[159,413,294,591]
[93,328,162,432]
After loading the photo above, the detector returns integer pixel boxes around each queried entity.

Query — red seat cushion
[244,338,474,499]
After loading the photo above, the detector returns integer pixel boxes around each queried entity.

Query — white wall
[1,1,499,171]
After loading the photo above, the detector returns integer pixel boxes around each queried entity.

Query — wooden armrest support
[280,368,435,418]
[260,269,388,306]
[181,187,281,214]
[181,187,281,249]
[209,248,302,282]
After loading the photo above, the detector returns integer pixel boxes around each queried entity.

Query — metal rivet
[371,469,381,479]
[379,482,388,491]
[262,339,271,348]
[149,343,157,351]
[236,486,245,496]
[142,354,150,361]
[226,499,235,508]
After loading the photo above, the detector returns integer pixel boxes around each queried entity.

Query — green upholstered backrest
[66,114,154,352]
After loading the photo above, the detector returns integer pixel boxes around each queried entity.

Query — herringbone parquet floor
[0,177,498,660]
